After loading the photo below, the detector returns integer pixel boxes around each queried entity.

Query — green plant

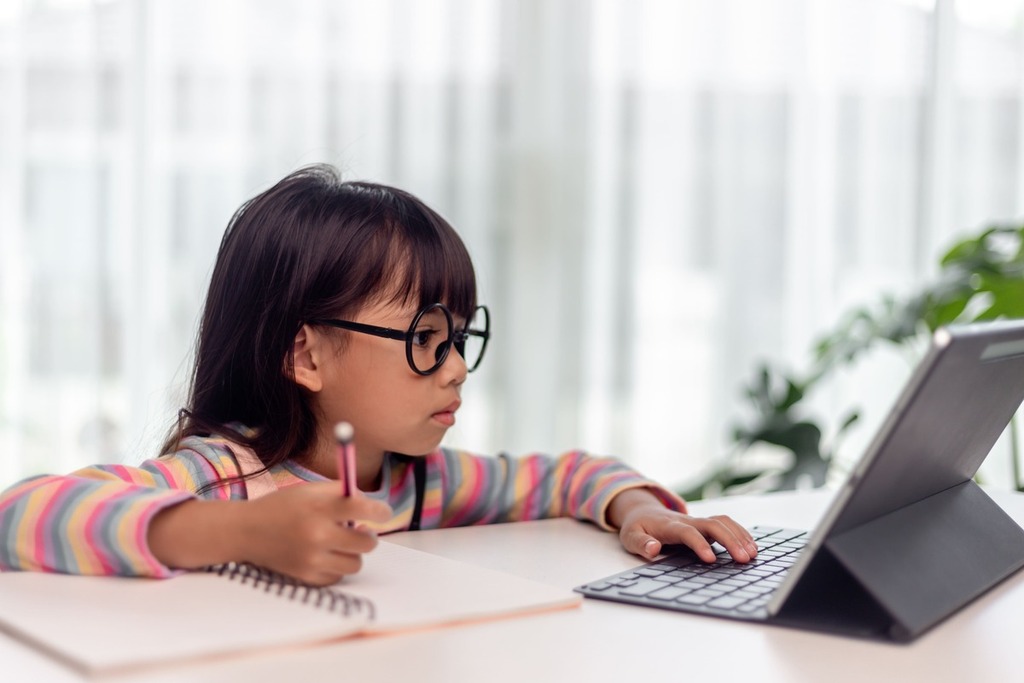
[682,224,1024,501]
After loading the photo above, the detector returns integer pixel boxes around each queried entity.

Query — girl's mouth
[432,411,456,427]
[432,401,461,426]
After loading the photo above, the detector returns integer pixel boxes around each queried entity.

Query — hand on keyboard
[575,527,807,619]
[606,488,759,563]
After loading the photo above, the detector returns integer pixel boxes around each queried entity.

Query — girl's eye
[412,329,438,347]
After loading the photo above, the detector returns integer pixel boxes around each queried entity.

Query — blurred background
[2,0,1024,494]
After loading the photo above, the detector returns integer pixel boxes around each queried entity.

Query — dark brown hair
[163,164,477,475]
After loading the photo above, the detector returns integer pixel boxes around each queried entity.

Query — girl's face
[311,295,468,472]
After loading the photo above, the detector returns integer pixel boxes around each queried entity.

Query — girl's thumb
[623,527,661,559]
[640,537,662,559]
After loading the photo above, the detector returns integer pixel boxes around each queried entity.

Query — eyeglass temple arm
[309,319,408,342]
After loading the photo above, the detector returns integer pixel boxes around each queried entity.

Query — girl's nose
[440,342,468,384]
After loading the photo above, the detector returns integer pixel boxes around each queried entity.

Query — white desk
[6,488,1024,682]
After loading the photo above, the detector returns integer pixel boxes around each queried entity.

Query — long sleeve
[1,439,689,577]
[403,448,687,531]
[0,440,247,577]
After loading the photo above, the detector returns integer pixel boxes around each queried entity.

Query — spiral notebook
[0,540,581,675]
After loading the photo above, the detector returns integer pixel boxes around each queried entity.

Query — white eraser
[334,421,354,443]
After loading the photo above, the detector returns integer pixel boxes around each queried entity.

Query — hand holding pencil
[203,422,391,585]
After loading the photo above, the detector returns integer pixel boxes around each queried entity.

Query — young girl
[0,165,757,586]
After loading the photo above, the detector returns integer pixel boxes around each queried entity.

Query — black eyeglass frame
[309,303,490,376]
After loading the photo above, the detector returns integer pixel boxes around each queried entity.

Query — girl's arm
[424,448,756,563]
[429,448,685,528]
[0,456,225,581]
[0,445,244,576]
[0,444,390,583]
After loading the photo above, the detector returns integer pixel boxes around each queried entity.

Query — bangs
[302,180,478,327]
[374,196,478,320]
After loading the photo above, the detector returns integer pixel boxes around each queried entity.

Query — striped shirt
[0,434,686,577]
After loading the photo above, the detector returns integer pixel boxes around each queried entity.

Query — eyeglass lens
[408,305,454,374]
[407,304,488,375]
[455,306,488,372]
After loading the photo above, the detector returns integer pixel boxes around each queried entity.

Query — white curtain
[2,0,1022,492]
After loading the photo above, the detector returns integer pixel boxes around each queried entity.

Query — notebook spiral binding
[205,562,377,620]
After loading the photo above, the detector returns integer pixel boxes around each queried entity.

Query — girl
[0,165,757,586]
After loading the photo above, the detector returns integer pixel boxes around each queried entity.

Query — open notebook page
[0,540,580,674]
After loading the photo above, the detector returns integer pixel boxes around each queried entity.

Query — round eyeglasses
[310,304,490,376]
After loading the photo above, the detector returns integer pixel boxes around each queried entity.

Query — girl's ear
[288,324,324,393]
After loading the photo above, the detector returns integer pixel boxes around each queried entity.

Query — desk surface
[6,488,1024,683]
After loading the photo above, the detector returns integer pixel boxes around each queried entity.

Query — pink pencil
[334,421,357,526]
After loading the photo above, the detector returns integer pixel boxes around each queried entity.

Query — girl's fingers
[661,520,720,562]
[709,514,756,545]
[628,514,756,563]
[332,495,393,524]
[329,524,379,554]
[701,515,758,558]
[624,518,718,562]
[691,516,755,562]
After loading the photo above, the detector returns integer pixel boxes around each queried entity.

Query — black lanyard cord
[409,457,427,531]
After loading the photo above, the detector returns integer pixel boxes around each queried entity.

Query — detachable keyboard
[574,526,808,619]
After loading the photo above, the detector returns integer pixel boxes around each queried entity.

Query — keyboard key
[760,531,805,545]
[677,576,717,587]
[720,578,754,588]
[648,586,692,601]
[677,594,713,605]
[635,568,668,578]
[661,554,698,568]
[618,579,670,597]
[742,568,774,578]
[651,574,680,583]
[707,595,748,610]
[584,581,615,591]
[664,568,703,579]
[758,534,790,545]
[759,562,789,572]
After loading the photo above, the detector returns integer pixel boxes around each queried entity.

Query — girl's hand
[148,482,393,586]
[607,488,758,563]
[240,482,393,585]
